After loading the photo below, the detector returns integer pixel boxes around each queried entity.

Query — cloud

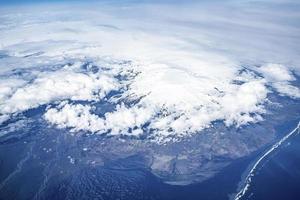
[0,0,299,142]
[258,64,295,82]
[44,79,268,142]
[45,102,152,136]
[258,64,300,98]
[271,82,300,98]
[44,102,106,133]
[0,78,27,104]
[0,63,119,114]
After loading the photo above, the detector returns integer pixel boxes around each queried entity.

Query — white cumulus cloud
[0,63,119,114]
[258,64,300,98]
[0,0,299,142]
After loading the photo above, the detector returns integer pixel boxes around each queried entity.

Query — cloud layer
[0,0,299,142]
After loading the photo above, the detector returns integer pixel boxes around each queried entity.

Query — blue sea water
[0,130,251,200]
[236,122,300,200]
[0,105,299,200]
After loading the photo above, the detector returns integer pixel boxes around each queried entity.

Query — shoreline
[233,121,300,200]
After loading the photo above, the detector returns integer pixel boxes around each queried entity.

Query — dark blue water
[0,123,254,200]
[237,125,300,200]
[0,96,299,200]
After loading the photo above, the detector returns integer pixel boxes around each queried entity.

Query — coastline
[233,121,300,200]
